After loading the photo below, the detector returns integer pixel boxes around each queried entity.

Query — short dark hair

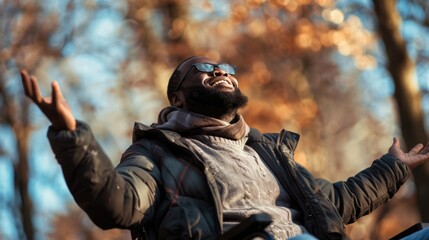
[166,56,199,102]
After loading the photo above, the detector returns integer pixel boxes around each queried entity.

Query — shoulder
[248,128,300,146]
[132,122,180,143]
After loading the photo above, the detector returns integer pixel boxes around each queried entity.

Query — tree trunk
[372,0,429,221]
[0,76,34,240]
[14,126,34,240]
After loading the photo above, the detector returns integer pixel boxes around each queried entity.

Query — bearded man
[21,56,429,239]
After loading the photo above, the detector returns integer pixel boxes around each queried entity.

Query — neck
[215,112,237,123]
[187,106,238,123]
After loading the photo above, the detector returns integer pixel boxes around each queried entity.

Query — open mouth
[211,79,232,87]
[206,77,236,89]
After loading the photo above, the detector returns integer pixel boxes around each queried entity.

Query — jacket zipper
[276,130,328,239]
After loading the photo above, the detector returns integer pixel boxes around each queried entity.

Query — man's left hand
[388,137,429,169]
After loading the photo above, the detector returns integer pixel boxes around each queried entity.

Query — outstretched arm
[320,137,429,224]
[20,69,76,131]
[388,137,429,169]
[21,70,156,229]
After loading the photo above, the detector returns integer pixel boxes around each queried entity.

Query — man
[21,56,429,239]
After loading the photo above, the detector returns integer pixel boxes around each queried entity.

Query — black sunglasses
[173,63,237,93]
[193,63,237,75]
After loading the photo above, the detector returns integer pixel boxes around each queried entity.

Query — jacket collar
[247,128,300,152]
[133,122,300,152]
[132,122,181,143]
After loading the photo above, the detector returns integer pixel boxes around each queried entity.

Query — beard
[181,85,248,119]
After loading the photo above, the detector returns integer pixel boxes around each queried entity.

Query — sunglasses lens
[195,63,214,73]
[218,64,236,75]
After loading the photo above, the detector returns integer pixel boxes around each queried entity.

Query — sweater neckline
[190,134,248,149]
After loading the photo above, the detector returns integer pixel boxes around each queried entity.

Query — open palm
[20,70,76,131]
[388,137,429,169]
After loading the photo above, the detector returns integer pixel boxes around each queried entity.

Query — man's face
[174,57,248,118]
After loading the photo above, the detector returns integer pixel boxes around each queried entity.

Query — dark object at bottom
[218,213,273,240]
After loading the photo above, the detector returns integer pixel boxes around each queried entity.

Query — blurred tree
[372,0,429,222]
[0,1,68,239]
[0,0,133,239]
[117,0,194,114]
[48,205,129,240]
[335,0,429,238]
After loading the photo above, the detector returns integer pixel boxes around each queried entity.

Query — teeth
[212,80,230,86]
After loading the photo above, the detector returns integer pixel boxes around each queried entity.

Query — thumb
[389,137,401,154]
[393,137,400,147]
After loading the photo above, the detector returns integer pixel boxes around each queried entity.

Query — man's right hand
[20,70,76,131]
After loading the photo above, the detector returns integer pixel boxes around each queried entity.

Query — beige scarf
[153,107,249,140]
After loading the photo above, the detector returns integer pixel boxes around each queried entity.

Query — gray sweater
[183,134,307,239]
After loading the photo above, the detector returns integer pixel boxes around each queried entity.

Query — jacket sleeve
[47,120,161,229]
[316,153,411,224]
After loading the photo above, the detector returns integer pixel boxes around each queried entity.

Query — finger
[51,81,63,108]
[409,143,424,154]
[20,70,33,97]
[30,75,44,104]
[420,142,429,154]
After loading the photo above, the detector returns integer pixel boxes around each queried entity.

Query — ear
[170,91,184,108]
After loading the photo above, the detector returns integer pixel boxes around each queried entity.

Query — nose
[213,67,228,76]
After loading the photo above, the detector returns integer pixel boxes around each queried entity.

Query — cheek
[183,74,209,87]
[230,77,239,86]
